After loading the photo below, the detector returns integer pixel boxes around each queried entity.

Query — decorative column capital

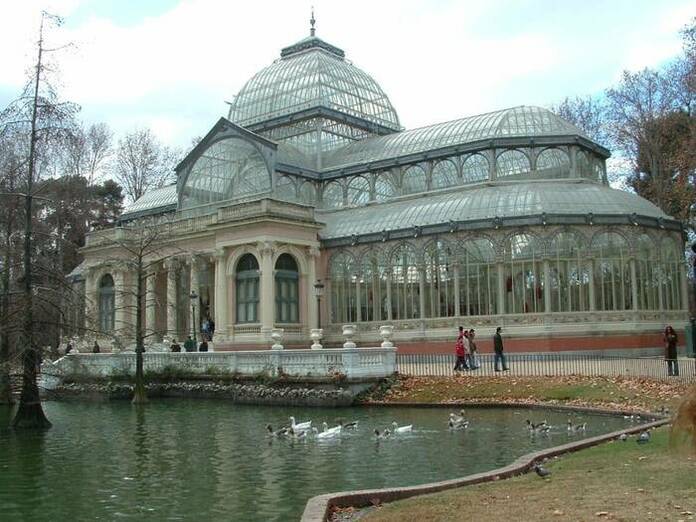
[213,247,227,261]
[164,257,179,271]
[257,240,276,258]
[308,246,321,258]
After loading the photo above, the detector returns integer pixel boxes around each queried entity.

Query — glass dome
[227,36,400,131]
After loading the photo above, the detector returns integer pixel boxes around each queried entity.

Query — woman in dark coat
[664,325,679,376]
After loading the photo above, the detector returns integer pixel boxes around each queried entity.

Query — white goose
[322,422,342,435]
[391,421,413,434]
[289,416,312,432]
[314,426,340,440]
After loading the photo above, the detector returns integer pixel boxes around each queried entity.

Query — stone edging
[301,405,668,522]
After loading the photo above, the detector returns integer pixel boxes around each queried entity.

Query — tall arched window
[431,160,458,189]
[346,176,371,206]
[635,234,658,310]
[98,274,115,332]
[458,238,498,316]
[661,241,683,310]
[504,234,544,314]
[536,148,571,179]
[330,252,358,323]
[461,154,489,183]
[424,241,455,317]
[358,249,389,322]
[549,232,589,312]
[236,254,259,323]
[497,150,531,179]
[401,165,427,195]
[275,254,299,323]
[591,232,632,311]
[390,244,420,320]
[275,175,297,202]
[577,150,593,179]
[298,181,316,205]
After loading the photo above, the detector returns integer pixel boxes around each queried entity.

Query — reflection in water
[1,401,635,522]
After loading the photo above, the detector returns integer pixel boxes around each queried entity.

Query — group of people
[169,336,209,353]
[454,326,509,374]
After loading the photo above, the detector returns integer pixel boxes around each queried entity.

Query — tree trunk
[11,347,50,428]
[0,238,12,405]
[132,258,147,404]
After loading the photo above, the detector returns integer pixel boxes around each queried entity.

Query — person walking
[468,329,480,370]
[493,327,508,372]
[202,317,211,341]
[209,319,215,341]
[453,326,467,373]
[664,325,679,376]
[65,341,74,355]
[184,335,196,353]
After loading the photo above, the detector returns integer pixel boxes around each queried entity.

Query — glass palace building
[79,27,690,354]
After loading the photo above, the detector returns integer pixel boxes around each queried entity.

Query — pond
[1,400,637,521]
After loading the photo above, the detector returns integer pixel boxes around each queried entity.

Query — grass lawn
[364,375,692,413]
[359,427,696,522]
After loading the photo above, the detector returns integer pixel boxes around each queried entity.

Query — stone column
[113,270,126,339]
[496,261,505,315]
[543,259,551,314]
[587,258,596,312]
[385,271,393,321]
[84,266,99,333]
[355,275,362,323]
[145,266,157,340]
[213,248,228,341]
[258,241,275,336]
[569,145,578,177]
[453,263,461,317]
[307,247,319,329]
[165,258,179,339]
[679,262,690,311]
[418,266,426,320]
[189,255,201,339]
[630,257,639,312]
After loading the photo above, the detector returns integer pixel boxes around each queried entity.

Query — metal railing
[396,353,696,382]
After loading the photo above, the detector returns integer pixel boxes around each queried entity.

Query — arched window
[536,148,571,179]
[358,249,389,322]
[275,175,297,202]
[577,150,593,179]
[330,252,358,323]
[431,160,458,189]
[594,161,606,183]
[180,137,270,210]
[322,181,344,209]
[504,234,544,314]
[660,240,683,310]
[401,165,427,195]
[275,254,299,323]
[497,150,530,179]
[346,176,371,206]
[98,274,115,332]
[424,241,455,317]
[390,244,420,320]
[298,181,316,205]
[458,239,498,316]
[591,232,631,311]
[374,172,397,201]
[548,232,589,312]
[235,254,259,323]
[461,154,489,183]
[635,234,658,310]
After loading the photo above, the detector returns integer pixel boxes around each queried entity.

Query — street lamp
[314,280,325,328]
[190,290,198,344]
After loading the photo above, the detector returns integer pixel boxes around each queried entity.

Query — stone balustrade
[49,347,397,381]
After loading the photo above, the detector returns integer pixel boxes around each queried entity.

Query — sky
[0,0,694,150]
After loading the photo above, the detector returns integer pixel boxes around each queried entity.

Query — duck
[289,416,312,432]
[321,422,342,435]
[448,415,469,430]
[449,410,467,423]
[265,424,289,437]
[314,427,340,440]
[340,420,359,430]
[637,431,651,444]
[391,421,413,434]
[374,428,391,440]
[526,419,550,434]
[567,420,587,433]
[534,464,551,478]
[618,433,628,442]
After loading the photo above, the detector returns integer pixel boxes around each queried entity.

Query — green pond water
[1,400,637,521]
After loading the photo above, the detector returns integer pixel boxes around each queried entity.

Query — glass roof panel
[122,184,177,217]
[318,181,667,239]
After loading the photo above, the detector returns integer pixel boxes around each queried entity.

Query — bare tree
[551,95,609,146]
[112,129,177,203]
[0,11,78,428]
[63,122,113,184]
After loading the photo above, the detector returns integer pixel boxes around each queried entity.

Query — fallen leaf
[595,512,609,517]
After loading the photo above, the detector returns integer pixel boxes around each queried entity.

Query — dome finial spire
[310,6,316,36]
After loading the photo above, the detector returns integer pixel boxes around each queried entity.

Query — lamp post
[314,280,325,329]
[190,290,198,344]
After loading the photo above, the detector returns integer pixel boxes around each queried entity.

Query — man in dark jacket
[183,336,196,353]
[493,327,509,372]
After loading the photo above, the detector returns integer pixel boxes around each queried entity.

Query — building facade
[78,27,690,353]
